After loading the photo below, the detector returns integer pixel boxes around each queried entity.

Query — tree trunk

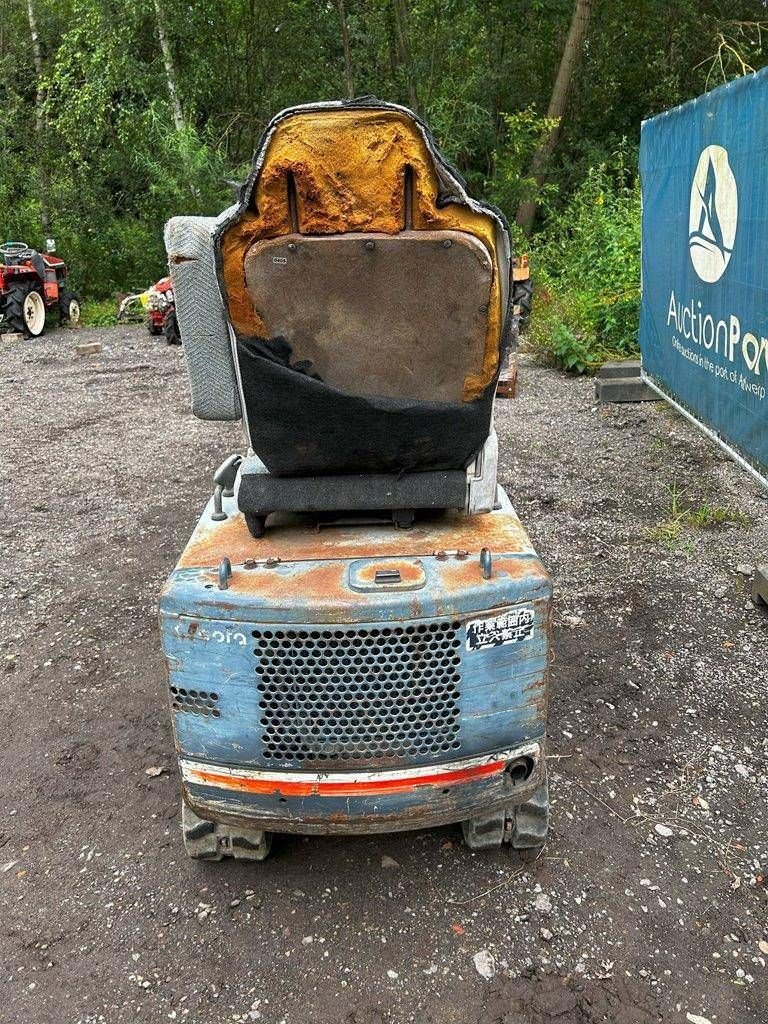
[26,0,49,237]
[516,0,596,233]
[335,0,355,100]
[154,0,185,131]
[391,0,419,112]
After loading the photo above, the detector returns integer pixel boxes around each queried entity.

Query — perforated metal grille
[252,622,463,765]
[171,685,220,718]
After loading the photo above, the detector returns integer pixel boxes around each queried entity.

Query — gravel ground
[1,324,767,1024]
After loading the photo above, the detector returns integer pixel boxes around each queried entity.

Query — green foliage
[487,109,559,216]
[549,320,603,376]
[0,0,765,307]
[529,150,642,373]
[80,299,118,327]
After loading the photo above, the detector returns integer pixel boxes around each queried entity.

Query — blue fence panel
[639,67,768,483]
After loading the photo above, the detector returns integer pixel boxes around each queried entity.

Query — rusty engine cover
[159,491,552,835]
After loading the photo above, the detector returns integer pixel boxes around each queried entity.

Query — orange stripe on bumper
[186,759,506,798]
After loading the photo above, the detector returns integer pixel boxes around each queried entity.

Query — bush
[80,298,119,327]
[528,148,641,373]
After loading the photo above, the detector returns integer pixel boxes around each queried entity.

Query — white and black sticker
[466,606,535,651]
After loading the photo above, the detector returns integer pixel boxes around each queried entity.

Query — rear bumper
[180,741,544,835]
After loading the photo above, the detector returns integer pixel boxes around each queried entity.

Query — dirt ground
[1,324,767,1024]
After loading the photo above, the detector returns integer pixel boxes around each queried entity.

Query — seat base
[238,466,468,538]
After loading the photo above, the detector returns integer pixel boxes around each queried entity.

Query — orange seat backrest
[218,107,506,402]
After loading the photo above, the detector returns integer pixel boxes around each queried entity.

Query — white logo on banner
[688,145,738,284]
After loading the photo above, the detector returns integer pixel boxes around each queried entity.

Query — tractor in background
[118,275,180,345]
[497,255,534,399]
[0,240,80,337]
[511,254,533,323]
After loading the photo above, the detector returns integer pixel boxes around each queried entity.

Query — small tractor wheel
[59,290,81,326]
[512,277,534,325]
[3,282,46,338]
[164,307,181,346]
[147,321,163,336]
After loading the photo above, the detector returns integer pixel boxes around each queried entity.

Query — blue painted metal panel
[158,490,551,832]
[161,603,548,770]
[160,556,550,624]
[640,67,768,482]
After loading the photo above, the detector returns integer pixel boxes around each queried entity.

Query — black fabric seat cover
[236,337,499,478]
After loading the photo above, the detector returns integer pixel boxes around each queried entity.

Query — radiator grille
[252,622,463,765]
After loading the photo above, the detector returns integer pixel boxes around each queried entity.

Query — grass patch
[686,502,748,529]
[646,482,749,550]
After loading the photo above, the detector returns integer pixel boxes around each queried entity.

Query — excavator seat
[165,100,514,538]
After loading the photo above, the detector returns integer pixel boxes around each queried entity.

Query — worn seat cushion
[235,339,496,477]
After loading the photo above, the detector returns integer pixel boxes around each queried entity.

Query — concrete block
[75,341,102,357]
[596,376,659,404]
[752,566,768,606]
[1,332,24,343]
[598,359,642,379]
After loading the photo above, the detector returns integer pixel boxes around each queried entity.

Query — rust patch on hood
[178,509,535,571]
[221,561,350,608]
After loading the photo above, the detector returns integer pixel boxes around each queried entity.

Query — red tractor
[118,275,180,345]
[0,241,81,338]
[147,275,180,344]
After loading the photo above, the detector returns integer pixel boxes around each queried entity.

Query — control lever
[213,454,243,497]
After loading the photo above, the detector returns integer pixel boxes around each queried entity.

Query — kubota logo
[689,145,738,284]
